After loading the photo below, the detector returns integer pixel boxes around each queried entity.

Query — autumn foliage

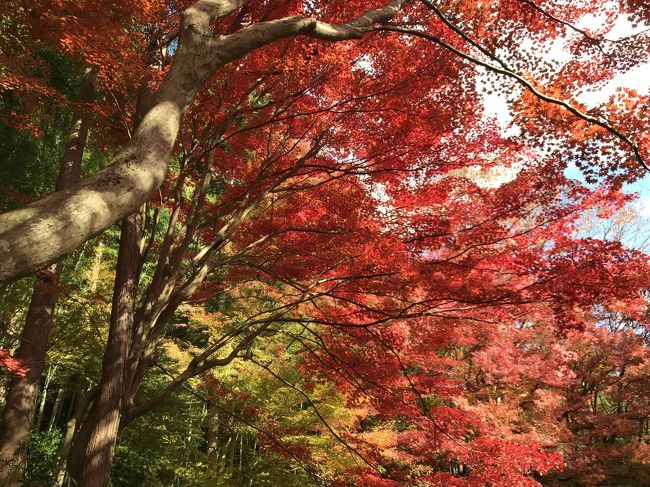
[0,0,649,486]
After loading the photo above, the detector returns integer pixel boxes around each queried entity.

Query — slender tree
[0,68,96,486]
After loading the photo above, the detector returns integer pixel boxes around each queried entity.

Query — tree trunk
[47,385,66,433]
[0,267,61,485]
[0,49,204,282]
[55,383,92,487]
[89,241,104,293]
[67,213,141,487]
[206,405,220,467]
[64,42,163,484]
[0,68,96,486]
[33,365,56,433]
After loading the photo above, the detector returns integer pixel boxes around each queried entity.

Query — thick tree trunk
[64,43,162,484]
[0,69,96,486]
[68,213,141,487]
[0,51,204,283]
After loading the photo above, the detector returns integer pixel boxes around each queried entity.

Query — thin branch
[515,0,649,45]
[248,357,387,476]
[377,25,649,172]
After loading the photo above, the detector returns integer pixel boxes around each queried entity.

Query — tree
[0,0,648,282]
[0,0,410,281]
[0,67,96,485]
[1,1,649,486]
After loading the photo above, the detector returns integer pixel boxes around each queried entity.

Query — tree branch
[377,25,649,173]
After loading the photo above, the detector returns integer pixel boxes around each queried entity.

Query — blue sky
[566,159,650,213]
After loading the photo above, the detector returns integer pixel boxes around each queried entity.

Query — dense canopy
[0,1,649,486]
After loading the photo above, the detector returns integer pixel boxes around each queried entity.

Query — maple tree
[0,0,648,281]
[0,0,649,486]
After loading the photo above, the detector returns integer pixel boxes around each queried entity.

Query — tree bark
[0,269,62,485]
[67,213,141,487]
[0,68,96,487]
[0,0,408,283]
[64,36,167,483]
